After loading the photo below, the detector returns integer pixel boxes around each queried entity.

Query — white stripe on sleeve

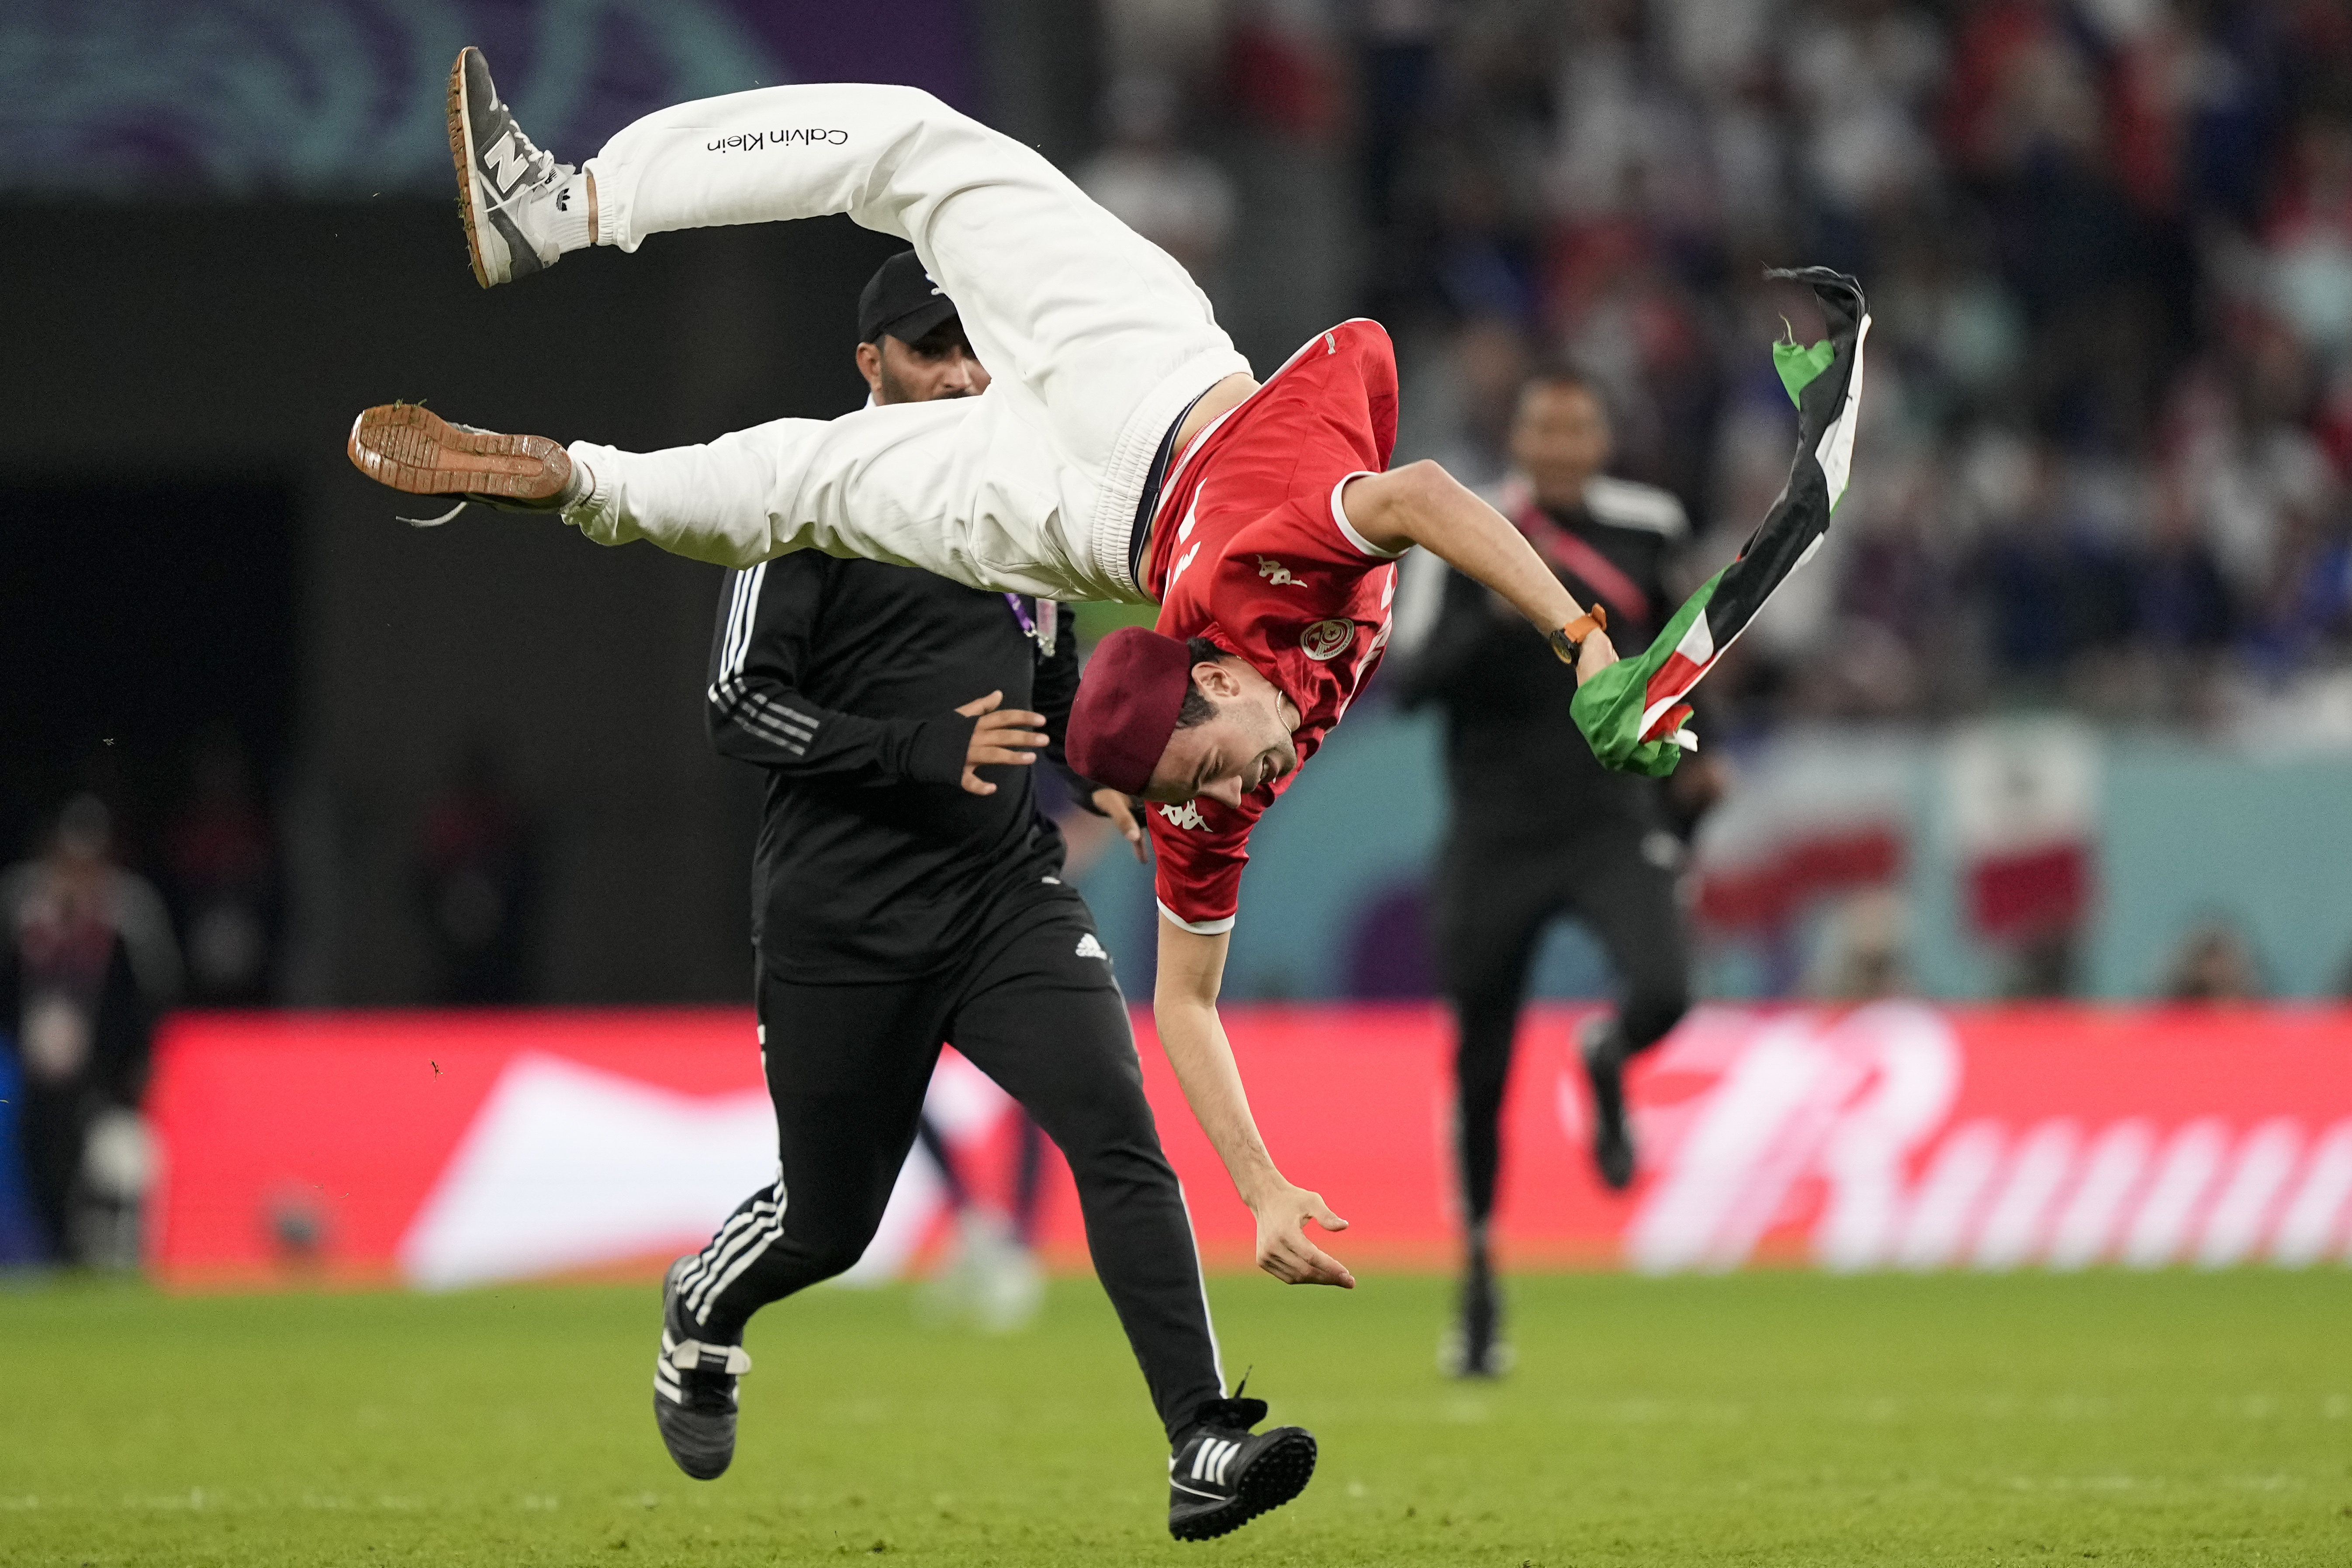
[1158,900,1236,937]
[1328,472,1406,559]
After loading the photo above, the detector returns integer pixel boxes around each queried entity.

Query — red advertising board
[146,1004,2352,1288]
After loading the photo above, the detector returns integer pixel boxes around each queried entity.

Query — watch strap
[1548,605,1608,665]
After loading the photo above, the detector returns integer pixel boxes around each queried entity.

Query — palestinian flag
[1572,267,1871,777]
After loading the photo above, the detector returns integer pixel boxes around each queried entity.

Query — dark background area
[0,199,910,1002]
[0,479,297,865]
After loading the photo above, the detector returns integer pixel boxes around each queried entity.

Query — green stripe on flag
[1774,334,1837,408]
[1568,568,1724,777]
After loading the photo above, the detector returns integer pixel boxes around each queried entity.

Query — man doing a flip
[350,52,1864,1300]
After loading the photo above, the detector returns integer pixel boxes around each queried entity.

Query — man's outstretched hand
[955,690,1048,796]
[1249,1180,1355,1288]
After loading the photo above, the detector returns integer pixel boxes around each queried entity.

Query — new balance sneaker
[447,46,587,287]
[1438,1246,1513,1378]
[1167,1396,1315,1541]
[346,404,578,511]
[653,1256,752,1481]
[1580,1014,1637,1190]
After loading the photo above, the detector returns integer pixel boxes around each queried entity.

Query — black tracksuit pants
[1435,820,1692,1231]
[673,894,1223,1443]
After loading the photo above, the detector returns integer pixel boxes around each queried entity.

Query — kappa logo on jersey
[1158,801,1208,831]
[1300,617,1356,662]
[1074,933,1110,962]
[1257,556,1302,586]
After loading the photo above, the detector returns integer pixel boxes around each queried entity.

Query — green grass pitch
[3,1268,2347,1565]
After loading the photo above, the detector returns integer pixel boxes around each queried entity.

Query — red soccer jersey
[1140,318,1402,932]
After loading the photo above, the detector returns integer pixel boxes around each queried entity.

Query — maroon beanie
[1068,626,1195,796]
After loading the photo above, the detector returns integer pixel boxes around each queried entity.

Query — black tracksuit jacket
[706,555,1083,981]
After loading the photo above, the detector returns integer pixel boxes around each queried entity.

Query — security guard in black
[673,253,1224,1450]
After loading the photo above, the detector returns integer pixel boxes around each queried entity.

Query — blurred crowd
[1095,0,2352,734]
[1377,0,2352,734]
[1068,0,2352,1005]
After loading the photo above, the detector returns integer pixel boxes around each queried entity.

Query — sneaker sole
[446,50,495,288]
[347,404,571,502]
[1171,1430,1316,1542]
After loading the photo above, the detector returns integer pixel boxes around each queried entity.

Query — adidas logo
[1189,1436,1242,1485]
[1075,933,1110,962]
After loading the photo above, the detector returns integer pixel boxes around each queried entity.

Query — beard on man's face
[875,319,985,406]
[877,359,982,406]
[875,360,919,406]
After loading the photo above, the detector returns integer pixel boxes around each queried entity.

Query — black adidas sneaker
[447,45,579,287]
[652,1256,752,1481]
[1167,1395,1315,1541]
[1580,1014,1637,1191]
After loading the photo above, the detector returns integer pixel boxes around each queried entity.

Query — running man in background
[1390,366,1723,1379]
[0,796,180,1269]
[349,52,1864,1293]
[661,252,1312,1541]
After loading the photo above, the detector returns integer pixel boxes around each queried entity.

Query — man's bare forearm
[1154,993,1285,1204]
[1343,463,1574,625]
[1345,461,1618,674]
[1153,921,1284,1203]
[1152,918,1356,1287]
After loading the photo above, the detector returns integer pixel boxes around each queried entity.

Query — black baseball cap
[857,249,959,345]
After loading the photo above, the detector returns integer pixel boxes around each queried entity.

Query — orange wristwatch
[1547,605,1608,665]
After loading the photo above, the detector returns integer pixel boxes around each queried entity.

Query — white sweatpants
[562,84,1250,602]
